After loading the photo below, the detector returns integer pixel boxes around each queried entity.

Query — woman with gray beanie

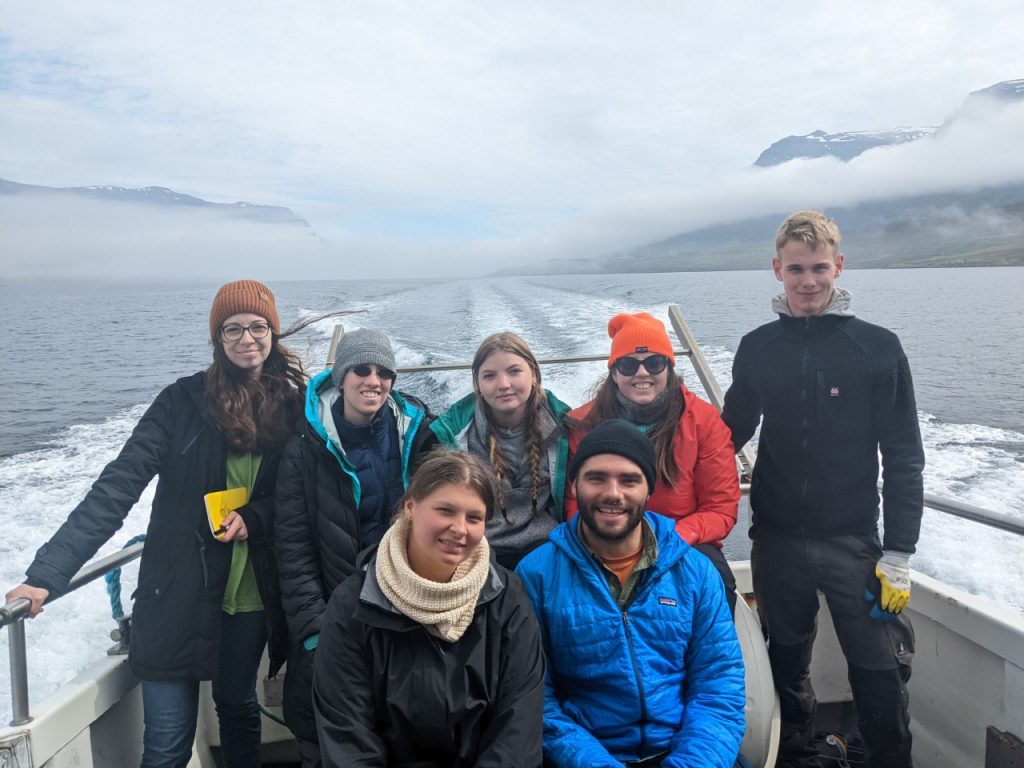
[274,328,437,767]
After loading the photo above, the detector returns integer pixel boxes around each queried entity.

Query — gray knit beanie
[331,328,397,388]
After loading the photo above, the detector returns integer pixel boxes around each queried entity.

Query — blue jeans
[141,611,267,768]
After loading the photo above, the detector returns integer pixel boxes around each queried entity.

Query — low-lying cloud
[2,99,1023,280]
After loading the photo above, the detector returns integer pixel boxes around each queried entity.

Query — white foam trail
[913,414,1024,614]
[1,407,152,720]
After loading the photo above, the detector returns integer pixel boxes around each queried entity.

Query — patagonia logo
[829,386,841,397]
[658,597,677,607]
[635,346,649,353]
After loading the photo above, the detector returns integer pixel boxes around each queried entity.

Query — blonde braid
[523,393,544,516]
[487,430,510,521]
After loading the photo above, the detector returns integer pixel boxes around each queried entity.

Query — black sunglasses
[613,354,670,377]
[349,364,397,381]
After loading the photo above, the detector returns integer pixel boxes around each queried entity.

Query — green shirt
[222,452,264,615]
[579,517,659,608]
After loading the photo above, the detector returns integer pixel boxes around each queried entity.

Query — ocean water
[1,269,1023,719]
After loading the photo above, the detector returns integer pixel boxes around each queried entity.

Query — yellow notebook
[204,487,249,539]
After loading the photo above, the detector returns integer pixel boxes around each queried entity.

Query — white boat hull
[5,563,1022,767]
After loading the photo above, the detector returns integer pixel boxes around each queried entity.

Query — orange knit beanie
[607,312,675,368]
[209,279,281,341]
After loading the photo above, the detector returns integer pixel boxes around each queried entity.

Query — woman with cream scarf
[311,451,545,767]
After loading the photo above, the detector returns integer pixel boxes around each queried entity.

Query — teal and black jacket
[274,369,437,739]
[275,369,437,644]
[430,389,571,515]
[430,389,572,570]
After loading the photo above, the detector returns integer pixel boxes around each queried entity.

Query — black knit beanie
[569,419,657,493]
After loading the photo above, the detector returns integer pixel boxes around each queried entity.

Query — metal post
[7,618,32,725]
[667,304,757,476]
[326,324,344,369]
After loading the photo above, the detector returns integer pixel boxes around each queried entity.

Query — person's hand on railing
[4,583,50,618]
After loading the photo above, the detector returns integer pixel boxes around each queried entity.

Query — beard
[577,493,645,544]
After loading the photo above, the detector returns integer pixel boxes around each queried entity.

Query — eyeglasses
[221,322,271,341]
[613,354,670,377]
[350,364,397,381]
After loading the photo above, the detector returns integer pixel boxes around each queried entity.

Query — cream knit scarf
[375,515,491,642]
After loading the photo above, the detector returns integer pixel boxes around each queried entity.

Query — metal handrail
[667,304,757,476]
[2,542,145,725]
[923,492,1024,537]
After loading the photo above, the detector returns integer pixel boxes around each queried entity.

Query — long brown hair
[574,367,685,488]
[471,332,547,520]
[206,313,346,454]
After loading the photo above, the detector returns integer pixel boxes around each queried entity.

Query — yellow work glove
[875,551,912,614]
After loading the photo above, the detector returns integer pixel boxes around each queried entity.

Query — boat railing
[4,304,1023,728]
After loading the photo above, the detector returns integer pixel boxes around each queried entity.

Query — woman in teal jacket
[430,332,571,569]
[516,510,746,768]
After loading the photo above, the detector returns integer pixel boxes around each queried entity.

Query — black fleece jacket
[722,314,925,553]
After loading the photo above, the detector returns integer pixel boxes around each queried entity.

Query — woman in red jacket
[566,311,740,611]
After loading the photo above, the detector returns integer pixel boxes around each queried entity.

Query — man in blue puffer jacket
[517,420,745,768]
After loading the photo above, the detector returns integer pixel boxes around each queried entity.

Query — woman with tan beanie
[5,279,316,767]
[311,450,545,767]
[565,311,741,612]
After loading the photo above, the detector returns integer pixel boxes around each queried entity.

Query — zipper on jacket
[194,531,210,588]
[180,424,207,456]
[799,319,811,505]
[367,420,390,527]
[622,611,650,757]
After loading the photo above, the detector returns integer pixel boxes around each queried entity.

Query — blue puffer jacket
[516,512,745,768]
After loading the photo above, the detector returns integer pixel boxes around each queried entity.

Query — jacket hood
[772,287,855,318]
[430,388,571,447]
[547,510,689,581]
[304,369,424,454]
[179,370,214,425]
[302,368,427,508]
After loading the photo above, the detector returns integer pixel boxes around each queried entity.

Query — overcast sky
[2,1,1024,279]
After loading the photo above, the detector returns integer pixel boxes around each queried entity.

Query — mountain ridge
[0,178,313,228]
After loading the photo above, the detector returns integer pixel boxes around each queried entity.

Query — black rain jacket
[24,371,288,680]
[312,551,545,767]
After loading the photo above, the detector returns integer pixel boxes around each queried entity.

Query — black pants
[751,528,914,768]
[692,543,738,615]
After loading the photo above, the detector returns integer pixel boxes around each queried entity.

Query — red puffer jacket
[566,386,740,547]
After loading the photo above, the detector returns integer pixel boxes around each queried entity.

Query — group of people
[6,209,925,768]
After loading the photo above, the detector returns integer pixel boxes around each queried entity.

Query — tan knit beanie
[209,280,281,342]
